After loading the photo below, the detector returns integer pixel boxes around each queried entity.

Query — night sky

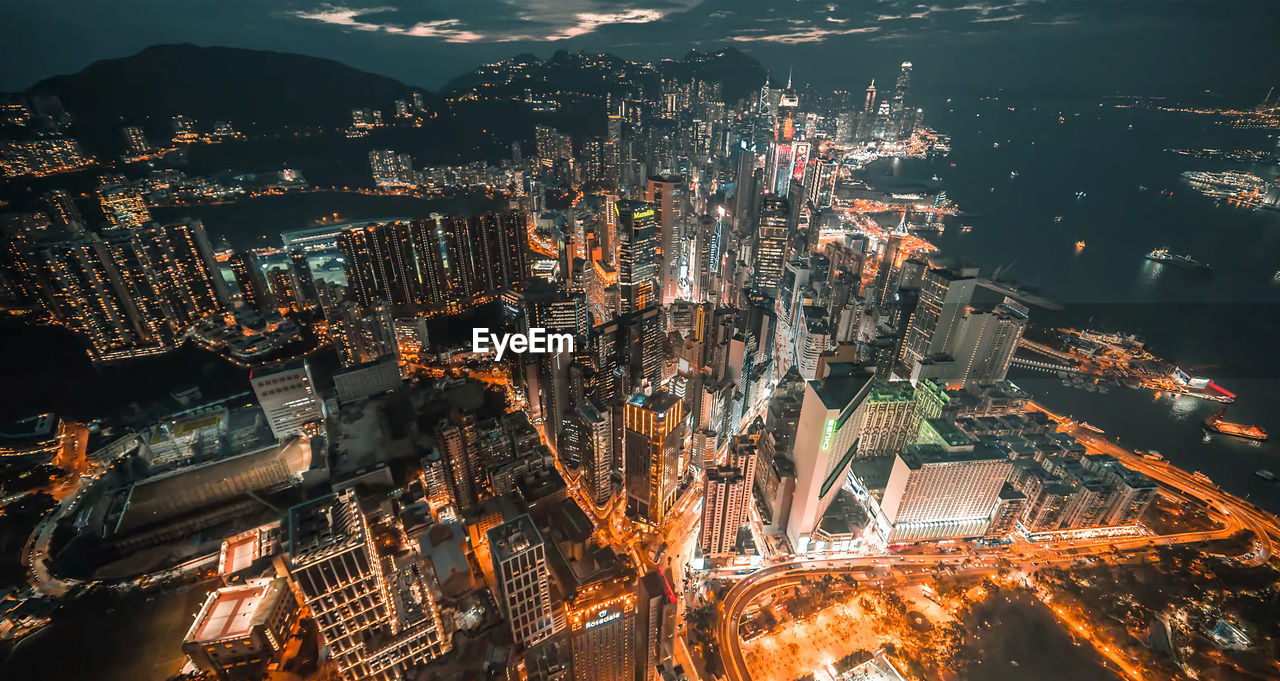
[2,1,1278,100]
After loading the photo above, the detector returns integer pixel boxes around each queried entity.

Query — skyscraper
[337,222,417,307]
[644,175,682,305]
[287,491,450,681]
[567,587,636,681]
[438,412,484,509]
[565,397,614,508]
[488,514,556,648]
[624,390,684,526]
[617,202,658,314]
[752,197,790,295]
[699,435,759,556]
[229,251,275,313]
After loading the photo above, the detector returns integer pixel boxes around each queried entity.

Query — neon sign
[821,418,836,451]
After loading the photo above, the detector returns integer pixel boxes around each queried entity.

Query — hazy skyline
[3,0,1278,100]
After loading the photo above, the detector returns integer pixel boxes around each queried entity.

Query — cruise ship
[1146,248,1211,272]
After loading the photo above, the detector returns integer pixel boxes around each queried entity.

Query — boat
[1075,240,1086,250]
[1273,270,1280,282]
[960,225,973,233]
[1053,215,1064,222]
[1204,409,1268,441]
[1075,191,1087,199]
[1257,470,1277,482]
[1010,171,1019,179]
[1146,248,1211,272]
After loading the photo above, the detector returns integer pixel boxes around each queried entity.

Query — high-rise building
[784,363,875,551]
[951,297,1029,386]
[438,412,484,509]
[369,149,417,187]
[565,398,613,508]
[752,198,789,295]
[338,222,417,307]
[488,514,556,648]
[617,202,658,314]
[877,443,1011,543]
[635,572,677,681]
[98,184,152,230]
[699,435,758,556]
[251,360,324,440]
[624,391,684,526]
[567,587,636,681]
[287,491,450,681]
[900,265,981,368]
[135,220,227,327]
[229,251,275,312]
[644,176,682,305]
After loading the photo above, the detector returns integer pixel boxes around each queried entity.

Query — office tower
[29,232,172,360]
[603,110,622,188]
[136,220,227,327]
[250,360,324,440]
[952,297,1029,386]
[617,202,658,314]
[228,251,275,313]
[878,444,1011,543]
[368,149,416,187]
[644,175,682,305]
[567,588,636,681]
[338,222,417,307]
[752,197,789,295]
[784,363,875,551]
[635,572,676,681]
[795,306,831,380]
[523,277,588,339]
[288,491,450,681]
[438,412,484,509]
[699,435,759,556]
[98,184,152,230]
[624,390,684,526]
[900,265,981,368]
[619,304,664,389]
[855,381,926,456]
[601,194,619,265]
[864,80,877,114]
[891,62,912,114]
[565,398,613,508]
[488,514,556,648]
[181,578,298,681]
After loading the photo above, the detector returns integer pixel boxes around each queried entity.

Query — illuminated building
[488,514,556,648]
[328,299,397,367]
[288,249,319,310]
[699,435,758,556]
[795,306,831,380]
[624,390,684,526]
[784,363,875,551]
[135,220,227,328]
[950,297,1030,387]
[620,305,664,390]
[752,197,789,295]
[877,443,1011,543]
[438,412,484,509]
[564,397,613,508]
[287,490,450,681]
[29,231,174,360]
[854,379,945,457]
[228,251,274,312]
[0,136,92,178]
[369,149,417,187]
[568,587,636,681]
[616,202,658,314]
[644,175,682,305]
[634,572,676,681]
[121,126,151,156]
[250,360,324,440]
[900,265,981,369]
[338,222,418,307]
[181,578,298,681]
[42,189,83,229]
[265,267,297,310]
[97,184,152,230]
[864,80,877,114]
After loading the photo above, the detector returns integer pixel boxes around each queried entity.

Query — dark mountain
[673,46,769,104]
[22,44,429,152]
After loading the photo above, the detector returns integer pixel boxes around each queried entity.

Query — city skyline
[2,8,1280,681]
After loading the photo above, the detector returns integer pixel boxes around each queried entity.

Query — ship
[1257,470,1277,482]
[1203,408,1268,441]
[1146,248,1211,272]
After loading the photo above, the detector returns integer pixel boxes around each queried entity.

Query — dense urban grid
[1,32,1279,681]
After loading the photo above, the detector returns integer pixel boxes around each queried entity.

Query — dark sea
[896,95,1280,514]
